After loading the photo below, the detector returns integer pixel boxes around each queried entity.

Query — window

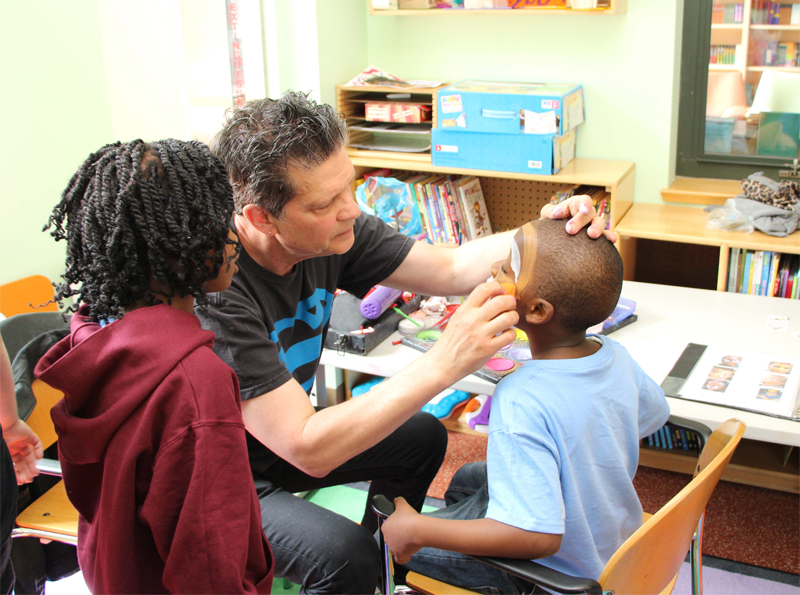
[676,0,800,180]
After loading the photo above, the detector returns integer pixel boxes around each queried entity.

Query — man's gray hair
[212,90,348,217]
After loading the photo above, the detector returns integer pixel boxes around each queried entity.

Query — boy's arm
[382,497,562,565]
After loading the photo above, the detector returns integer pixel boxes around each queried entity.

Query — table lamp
[745,71,800,119]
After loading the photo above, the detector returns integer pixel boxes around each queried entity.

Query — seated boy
[381,218,669,594]
[34,139,273,594]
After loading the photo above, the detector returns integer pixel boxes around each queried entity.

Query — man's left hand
[540,195,617,243]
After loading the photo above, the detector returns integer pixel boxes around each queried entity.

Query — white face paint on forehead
[510,241,521,282]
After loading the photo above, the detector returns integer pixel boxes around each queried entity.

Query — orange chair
[0,275,58,318]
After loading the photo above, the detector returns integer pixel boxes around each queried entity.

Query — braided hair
[44,138,238,321]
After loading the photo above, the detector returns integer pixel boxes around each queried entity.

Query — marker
[393,308,423,327]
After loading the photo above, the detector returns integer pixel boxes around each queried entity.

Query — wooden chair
[1,312,78,546]
[0,275,57,318]
[373,417,745,595]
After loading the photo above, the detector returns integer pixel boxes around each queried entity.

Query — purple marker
[360,285,404,320]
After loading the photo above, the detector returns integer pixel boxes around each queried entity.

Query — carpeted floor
[430,430,800,575]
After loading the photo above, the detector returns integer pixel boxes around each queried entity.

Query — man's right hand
[430,281,518,380]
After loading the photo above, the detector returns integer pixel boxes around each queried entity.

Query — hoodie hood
[35,304,215,465]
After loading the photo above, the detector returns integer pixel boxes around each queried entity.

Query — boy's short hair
[530,219,623,332]
[45,139,237,322]
[211,90,349,217]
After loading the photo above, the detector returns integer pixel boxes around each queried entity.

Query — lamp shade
[746,71,800,118]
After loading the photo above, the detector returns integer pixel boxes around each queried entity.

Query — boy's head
[45,139,239,321]
[492,218,623,334]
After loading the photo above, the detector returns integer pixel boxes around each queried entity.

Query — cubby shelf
[368,0,627,16]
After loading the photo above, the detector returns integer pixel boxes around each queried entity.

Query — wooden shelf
[660,176,742,206]
[616,203,800,254]
[369,1,626,16]
[348,151,634,189]
[749,24,800,30]
[640,438,799,494]
[747,66,800,72]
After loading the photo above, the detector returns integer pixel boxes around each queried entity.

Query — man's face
[276,147,361,260]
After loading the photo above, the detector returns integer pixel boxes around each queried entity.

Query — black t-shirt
[198,212,414,475]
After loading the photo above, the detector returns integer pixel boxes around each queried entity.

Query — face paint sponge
[500,282,516,298]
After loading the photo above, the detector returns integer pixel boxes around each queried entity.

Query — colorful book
[455,176,493,240]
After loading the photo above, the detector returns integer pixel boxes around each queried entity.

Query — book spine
[664,427,673,449]
[728,247,739,292]
[408,181,432,242]
[435,182,456,245]
[678,428,689,450]
[442,181,461,245]
[421,181,444,244]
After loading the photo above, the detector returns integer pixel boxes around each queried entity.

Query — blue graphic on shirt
[269,288,334,392]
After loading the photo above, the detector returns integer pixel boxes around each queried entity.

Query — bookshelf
[710,0,800,96]
[338,83,635,237]
[614,202,800,295]
[368,0,627,16]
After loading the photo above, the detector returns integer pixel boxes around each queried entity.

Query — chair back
[26,379,64,451]
[598,419,745,595]
[0,275,57,318]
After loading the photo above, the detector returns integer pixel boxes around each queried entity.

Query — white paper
[681,345,800,419]
[523,109,558,134]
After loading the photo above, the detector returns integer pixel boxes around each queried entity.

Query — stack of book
[358,170,493,245]
[750,1,800,25]
[727,249,800,298]
[550,184,611,229]
[644,425,703,452]
[712,2,744,23]
[710,44,742,66]
[749,40,799,67]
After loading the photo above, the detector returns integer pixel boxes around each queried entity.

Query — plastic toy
[421,388,471,419]
[465,395,492,433]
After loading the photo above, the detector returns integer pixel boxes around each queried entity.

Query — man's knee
[405,412,448,470]
[307,522,380,594]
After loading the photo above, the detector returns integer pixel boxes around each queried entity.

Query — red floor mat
[429,431,800,574]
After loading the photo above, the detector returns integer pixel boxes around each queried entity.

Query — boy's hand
[540,195,617,243]
[3,419,43,484]
[381,497,423,565]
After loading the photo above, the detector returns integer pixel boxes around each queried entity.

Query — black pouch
[324,292,422,355]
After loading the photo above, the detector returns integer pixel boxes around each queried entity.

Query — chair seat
[16,480,78,538]
[406,571,476,595]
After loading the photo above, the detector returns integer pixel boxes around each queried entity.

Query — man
[198,91,614,594]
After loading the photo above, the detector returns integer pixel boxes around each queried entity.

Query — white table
[321,281,800,448]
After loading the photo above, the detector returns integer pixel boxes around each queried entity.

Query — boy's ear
[241,204,276,236]
[524,298,554,325]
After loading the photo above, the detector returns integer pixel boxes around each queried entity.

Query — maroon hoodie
[35,304,273,594]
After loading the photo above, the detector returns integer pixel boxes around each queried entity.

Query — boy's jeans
[401,462,545,595]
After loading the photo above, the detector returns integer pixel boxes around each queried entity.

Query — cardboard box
[436,80,584,136]
[432,127,576,175]
[365,103,432,123]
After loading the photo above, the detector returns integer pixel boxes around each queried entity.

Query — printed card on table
[680,345,800,420]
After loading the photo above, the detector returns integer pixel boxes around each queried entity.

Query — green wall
[0,0,685,288]
[0,0,113,286]
[365,0,684,204]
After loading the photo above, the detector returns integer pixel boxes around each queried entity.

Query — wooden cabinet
[615,203,800,295]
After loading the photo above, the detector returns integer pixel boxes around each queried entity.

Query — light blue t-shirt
[486,335,669,580]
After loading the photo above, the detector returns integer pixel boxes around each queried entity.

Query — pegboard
[479,178,586,232]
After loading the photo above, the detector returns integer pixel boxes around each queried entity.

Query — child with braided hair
[34,139,273,594]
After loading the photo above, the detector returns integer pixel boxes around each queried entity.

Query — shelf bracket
[778,159,799,179]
